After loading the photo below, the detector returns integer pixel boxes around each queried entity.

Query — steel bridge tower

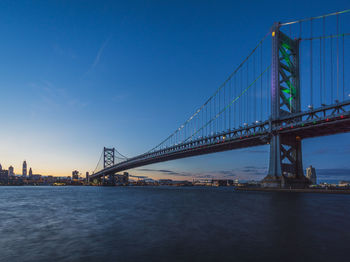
[102,147,115,184]
[263,23,310,188]
[103,147,115,168]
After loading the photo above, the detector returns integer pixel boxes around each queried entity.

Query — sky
[0,0,349,182]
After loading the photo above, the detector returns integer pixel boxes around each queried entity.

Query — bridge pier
[263,134,310,188]
[262,22,310,188]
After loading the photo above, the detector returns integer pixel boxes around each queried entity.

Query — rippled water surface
[0,186,349,262]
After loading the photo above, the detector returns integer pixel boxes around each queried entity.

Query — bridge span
[90,10,350,188]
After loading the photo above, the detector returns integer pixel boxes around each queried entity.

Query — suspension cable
[280,9,350,26]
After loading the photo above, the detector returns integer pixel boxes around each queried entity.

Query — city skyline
[0,0,350,181]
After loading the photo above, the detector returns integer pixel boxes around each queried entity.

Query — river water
[0,186,349,262]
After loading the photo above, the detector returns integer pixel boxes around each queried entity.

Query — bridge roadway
[90,101,350,180]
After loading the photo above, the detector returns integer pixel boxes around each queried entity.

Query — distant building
[86,172,89,183]
[114,172,129,185]
[306,165,317,184]
[8,166,14,176]
[72,170,79,180]
[212,179,234,186]
[0,168,8,180]
[339,181,350,187]
[158,179,173,185]
[29,168,33,178]
[0,163,2,171]
[32,174,42,180]
[22,161,27,177]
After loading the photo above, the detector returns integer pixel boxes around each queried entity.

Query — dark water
[0,186,349,262]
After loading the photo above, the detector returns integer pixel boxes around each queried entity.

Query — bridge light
[308,105,314,110]
[272,31,275,37]
[296,136,301,141]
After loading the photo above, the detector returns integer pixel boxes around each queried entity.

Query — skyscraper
[29,168,33,178]
[8,166,14,176]
[22,161,27,177]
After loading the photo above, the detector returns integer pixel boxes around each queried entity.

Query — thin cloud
[30,80,87,113]
[84,35,112,76]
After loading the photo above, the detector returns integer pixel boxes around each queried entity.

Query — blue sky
[0,0,349,182]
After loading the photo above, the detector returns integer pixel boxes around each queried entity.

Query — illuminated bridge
[90,10,350,188]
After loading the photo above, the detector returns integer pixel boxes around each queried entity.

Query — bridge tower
[103,147,115,184]
[263,23,310,188]
[103,147,115,168]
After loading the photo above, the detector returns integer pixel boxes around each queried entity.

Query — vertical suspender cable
[337,13,340,101]
[320,38,322,105]
[310,19,313,107]
[266,66,269,117]
[234,75,236,128]
[254,52,256,122]
[331,35,334,103]
[210,99,212,135]
[229,79,231,130]
[224,83,226,130]
[260,43,263,121]
[219,86,221,132]
[323,16,326,104]
[343,34,345,100]
[239,69,242,126]
[246,60,249,124]
[206,104,207,137]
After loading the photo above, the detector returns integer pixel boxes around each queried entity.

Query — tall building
[8,166,14,176]
[22,161,27,177]
[306,166,317,185]
[72,170,79,180]
[0,166,8,180]
[0,163,2,171]
[29,168,33,178]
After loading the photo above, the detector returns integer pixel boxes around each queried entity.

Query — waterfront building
[339,181,350,187]
[29,168,33,178]
[8,166,14,176]
[114,172,129,185]
[0,169,8,180]
[0,163,2,171]
[158,179,173,185]
[22,161,27,177]
[306,166,317,185]
[72,170,79,180]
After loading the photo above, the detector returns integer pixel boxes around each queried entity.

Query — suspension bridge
[90,10,350,188]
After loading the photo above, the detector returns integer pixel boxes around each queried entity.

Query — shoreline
[235,187,350,194]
